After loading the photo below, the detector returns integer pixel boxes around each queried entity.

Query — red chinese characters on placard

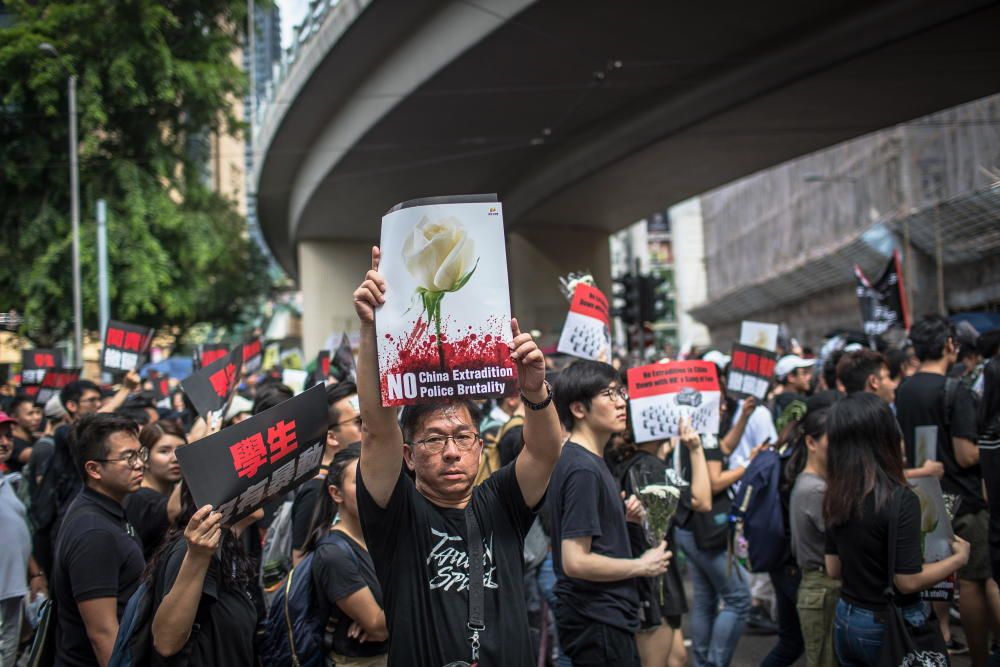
[124,331,142,351]
[230,433,268,479]
[33,353,56,368]
[209,363,237,398]
[202,348,228,366]
[228,419,299,478]
[732,349,775,377]
[267,419,299,464]
[242,339,262,362]
[106,328,125,348]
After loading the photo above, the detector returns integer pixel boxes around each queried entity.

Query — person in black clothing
[291,380,363,565]
[613,420,711,667]
[549,360,671,667]
[976,359,1000,625]
[124,421,184,559]
[824,393,969,666]
[52,413,147,667]
[8,395,41,473]
[896,315,994,665]
[351,246,563,666]
[302,444,388,666]
[149,484,264,666]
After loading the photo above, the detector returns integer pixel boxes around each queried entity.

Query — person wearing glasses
[291,380,364,564]
[51,413,146,667]
[351,246,563,666]
[548,360,671,667]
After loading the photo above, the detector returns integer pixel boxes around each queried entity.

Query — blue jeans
[675,527,751,667]
[833,599,927,666]
[761,563,804,666]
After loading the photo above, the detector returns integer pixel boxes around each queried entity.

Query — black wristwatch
[521,380,553,411]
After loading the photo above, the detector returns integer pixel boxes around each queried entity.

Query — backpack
[475,414,522,486]
[258,533,338,667]
[729,448,790,573]
[261,498,295,594]
[108,580,154,667]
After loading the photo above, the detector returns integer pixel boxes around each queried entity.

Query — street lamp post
[40,43,84,369]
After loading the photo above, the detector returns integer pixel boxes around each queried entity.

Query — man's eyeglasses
[411,432,481,455]
[331,416,363,430]
[598,386,629,402]
[92,448,148,469]
[78,396,101,405]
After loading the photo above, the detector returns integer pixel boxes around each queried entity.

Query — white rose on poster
[402,216,477,292]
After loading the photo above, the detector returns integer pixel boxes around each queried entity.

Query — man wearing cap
[772,355,816,422]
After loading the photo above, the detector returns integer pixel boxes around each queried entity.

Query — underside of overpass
[254,0,1000,353]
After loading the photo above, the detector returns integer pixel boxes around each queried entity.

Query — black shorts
[554,603,640,667]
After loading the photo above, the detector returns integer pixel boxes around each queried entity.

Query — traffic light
[611,273,642,325]
[639,273,671,324]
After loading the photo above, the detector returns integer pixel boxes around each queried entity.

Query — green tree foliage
[0,0,272,346]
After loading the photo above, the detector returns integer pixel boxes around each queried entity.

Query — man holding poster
[353,244,562,667]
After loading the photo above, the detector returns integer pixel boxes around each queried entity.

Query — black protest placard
[196,343,229,370]
[726,343,778,401]
[175,383,327,525]
[19,349,63,396]
[151,374,172,403]
[855,250,910,337]
[242,338,263,373]
[334,332,355,380]
[34,368,82,405]
[101,320,155,374]
[314,350,331,386]
[180,344,244,418]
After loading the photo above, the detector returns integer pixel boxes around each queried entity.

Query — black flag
[854,250,910,336]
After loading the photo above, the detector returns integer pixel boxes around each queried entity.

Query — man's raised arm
[512,317,563,508]
[353,246,405,508]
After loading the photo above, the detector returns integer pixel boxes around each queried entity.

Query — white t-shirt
[727,402,778,471]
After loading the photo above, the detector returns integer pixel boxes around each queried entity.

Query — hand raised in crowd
[742,396,758,415]
[950,534,971,566]
[123,369,141,391]
[353,246,386,325]
[184,504,223,561]
[621,491,645,524]
[679,416,702,451]
[636,539,672,577]
[510,318,545,396]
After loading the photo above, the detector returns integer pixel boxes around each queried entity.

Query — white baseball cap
[702,350,731,370]
[775,354,816,380]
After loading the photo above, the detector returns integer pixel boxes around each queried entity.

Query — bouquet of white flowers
[636,481,681,605]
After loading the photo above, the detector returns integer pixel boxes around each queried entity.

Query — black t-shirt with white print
[357,460,537,667]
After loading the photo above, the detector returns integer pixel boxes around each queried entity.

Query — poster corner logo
[487,207,499,216]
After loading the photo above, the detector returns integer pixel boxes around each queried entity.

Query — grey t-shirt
[0,473,32,600]
[790,472,827,571]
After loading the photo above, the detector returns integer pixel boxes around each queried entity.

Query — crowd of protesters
[0,251,998,667]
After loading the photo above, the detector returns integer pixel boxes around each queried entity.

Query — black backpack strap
[884,486,903,599]
[942,376,959,430]
[465,501,484,665]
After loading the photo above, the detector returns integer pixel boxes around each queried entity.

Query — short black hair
[822,350,843,390]
[836,349,888,394]
[60,379,101,410]
[70,412,139,482]
[553,360,621,431]
[978,328,1000,359]
[886,348,910,381]
[326,380,358,425]
[252,383,294,415]
[399,400,483,444]
[8,395,36,416]
[909,315,956,362]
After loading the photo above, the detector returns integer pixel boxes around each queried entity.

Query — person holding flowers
[549,360,672,667]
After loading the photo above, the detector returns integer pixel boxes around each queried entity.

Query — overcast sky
[276,0,310,49]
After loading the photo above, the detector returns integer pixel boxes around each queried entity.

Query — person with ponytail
[303,443,388,666]
[787,402,837,667]
[148,483,264,666]
[823,392,970,666]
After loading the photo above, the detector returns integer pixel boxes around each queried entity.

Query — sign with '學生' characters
[627,361,721,443]
[176,384,327,525]
[376,195,517,407]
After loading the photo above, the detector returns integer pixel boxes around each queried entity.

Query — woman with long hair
[148,483,264,666]
[823,392,970,665]
[787,405,838,667]
[124,421,185,559]
[302,443,388,666]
